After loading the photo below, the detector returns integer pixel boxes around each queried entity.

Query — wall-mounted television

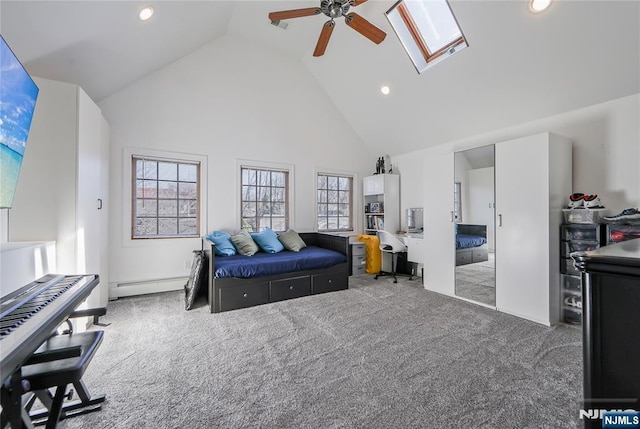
[0,35,39,209]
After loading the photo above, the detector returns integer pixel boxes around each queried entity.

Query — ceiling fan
[268,0,387,57]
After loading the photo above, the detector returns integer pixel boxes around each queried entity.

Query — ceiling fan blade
[268,8,321,21]
[313,20,335,57]
[349,0,368,6]
[345,12,386,45]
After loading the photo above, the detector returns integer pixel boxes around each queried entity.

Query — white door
[423,151,455,296]
[495,135,550,324]
[96,116,109,307]
[77,88,106,308]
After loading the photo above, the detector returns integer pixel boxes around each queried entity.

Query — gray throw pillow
[278,229,307,252]
[231,231,260,256]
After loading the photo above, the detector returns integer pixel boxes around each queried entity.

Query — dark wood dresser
[572,238,640,428]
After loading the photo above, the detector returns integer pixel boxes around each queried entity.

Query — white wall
[0,210,7,244]
[1,241,56,296]
[395,93,640,225]
[7,78,78,272]
[99,35,375,292]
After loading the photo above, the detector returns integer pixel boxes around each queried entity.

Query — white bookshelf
[363,174,399,235]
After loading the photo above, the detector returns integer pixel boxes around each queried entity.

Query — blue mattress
[214,246,347,279]
[456,234,487,250]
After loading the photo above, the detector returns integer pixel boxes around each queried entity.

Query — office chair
[374,230,413,283]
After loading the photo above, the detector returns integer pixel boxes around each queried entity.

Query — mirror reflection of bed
[455,224,494,306]
[454,145,495,307]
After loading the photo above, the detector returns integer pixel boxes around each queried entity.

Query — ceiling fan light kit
[268,0,386,57]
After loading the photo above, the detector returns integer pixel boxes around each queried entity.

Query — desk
[395,234,425,277]
[405,234,425,265]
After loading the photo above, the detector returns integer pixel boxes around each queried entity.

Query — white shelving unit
[363,174,399,236]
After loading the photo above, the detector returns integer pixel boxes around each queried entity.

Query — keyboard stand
[20,330,105,428]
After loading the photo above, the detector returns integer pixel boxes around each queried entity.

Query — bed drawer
[456,250,473,266]
[312,272,348,294]
[218,282,269,312]
[270,276,311,302]
[472,248,488,263]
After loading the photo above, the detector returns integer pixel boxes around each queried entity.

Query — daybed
[205,232,349,313]
[456,224,488,266]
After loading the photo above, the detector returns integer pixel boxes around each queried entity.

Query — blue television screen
[0,35,39,209]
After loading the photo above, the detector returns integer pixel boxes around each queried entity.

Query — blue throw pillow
[251,228,285,253]
[206,231,237,256]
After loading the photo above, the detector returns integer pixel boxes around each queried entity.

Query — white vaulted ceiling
[1,0,638,156]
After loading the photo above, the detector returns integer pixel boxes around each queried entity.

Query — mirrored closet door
[453,145,496,307]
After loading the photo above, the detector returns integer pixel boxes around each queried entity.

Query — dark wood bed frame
[456,224,489,266]
[205,232,350,313]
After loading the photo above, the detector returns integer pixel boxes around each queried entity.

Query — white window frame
[454,181,462,223]
[237,159,294,233]
[316,171,355,233]
[122,147,207,247]
[313,168,358,234]
[131,155,201,239]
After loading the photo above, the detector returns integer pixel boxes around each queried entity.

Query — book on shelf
[367,215,384,230]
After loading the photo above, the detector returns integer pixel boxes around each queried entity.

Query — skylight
[386,0,468,74]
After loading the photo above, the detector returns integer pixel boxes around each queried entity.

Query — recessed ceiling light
[139,6,154,21]
[380,85,390,95]
[529,0,552,13]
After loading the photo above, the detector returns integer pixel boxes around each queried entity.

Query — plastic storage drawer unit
[561,224,600,241]
[562,208,608,224]
[562,274,581,293]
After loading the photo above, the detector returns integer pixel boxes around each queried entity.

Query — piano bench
[21,330,105,427]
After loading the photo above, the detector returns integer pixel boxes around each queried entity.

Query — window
[317,174,353,232]
[386,0,468,73]
[454,181,462,222]
[132,156,200,238]
[241,167,289,232]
